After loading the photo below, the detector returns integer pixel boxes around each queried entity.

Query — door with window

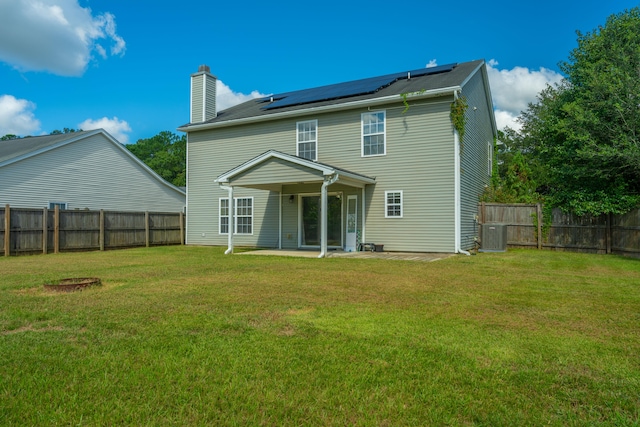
[345,195,357,252]
[300,195,342,247]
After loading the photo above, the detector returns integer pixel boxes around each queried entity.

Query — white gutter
[185,132,189,244]
[453,91,470,256]
[318,173,339,258]
[178,86,461,132]
[278,191,282,249]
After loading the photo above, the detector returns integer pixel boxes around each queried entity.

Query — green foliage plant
[518,7,640,216]
[126,131,186,187]
[400,89,427,113]
[450,95,468,142]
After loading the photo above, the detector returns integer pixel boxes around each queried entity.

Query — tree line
[485,7,640,217]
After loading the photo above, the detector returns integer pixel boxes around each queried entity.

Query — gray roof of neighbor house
[0,131,96,164]
[179,59,486,130]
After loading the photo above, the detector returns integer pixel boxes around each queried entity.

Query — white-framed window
[297,120,317,160]
[219,198,230,234]
[488,141,493,176]
[219,197,253,235]
[385,191,403,218]
[48,202,68,210]
[362,110,386,157]
[235,197,253,234]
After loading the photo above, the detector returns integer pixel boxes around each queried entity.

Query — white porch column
[361,187,366,245]
[319,180,328,258]
[318,174,338,258]
[225,185,234,254]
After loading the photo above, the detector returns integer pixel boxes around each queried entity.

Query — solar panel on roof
[261,63,456,110]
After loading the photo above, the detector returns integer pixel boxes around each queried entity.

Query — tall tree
[50,128,81,134]
[519,8,640,215]
[126,131,186,187]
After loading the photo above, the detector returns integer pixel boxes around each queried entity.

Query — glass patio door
[300,195,342,247]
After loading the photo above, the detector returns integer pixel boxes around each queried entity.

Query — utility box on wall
[479,224,508,252]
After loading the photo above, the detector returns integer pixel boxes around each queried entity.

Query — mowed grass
[0,247,638,426]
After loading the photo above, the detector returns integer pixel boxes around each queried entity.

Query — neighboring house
[0,129,185,212]
[179,60,497,256]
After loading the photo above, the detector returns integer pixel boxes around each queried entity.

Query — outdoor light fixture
[289,195,295,203]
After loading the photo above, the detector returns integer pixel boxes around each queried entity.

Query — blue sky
[0,0,637,143]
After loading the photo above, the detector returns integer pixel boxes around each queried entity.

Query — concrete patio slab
[237,249,454,262]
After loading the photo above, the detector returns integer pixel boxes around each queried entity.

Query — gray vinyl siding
[204,74,217,122]
[233,158,321,187]
[191,75,204,123]
[459,70,495,250]
[0,134,185,212]
[187,95,457,252]
[359,101,456,252]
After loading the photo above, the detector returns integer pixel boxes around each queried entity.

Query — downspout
[453,91,470,256]
[361,187,366,245]
[219,184,234,254]
[318,173,339,258]
[278,191,282,249]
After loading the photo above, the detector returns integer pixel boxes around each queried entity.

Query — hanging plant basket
[44,278,101,292]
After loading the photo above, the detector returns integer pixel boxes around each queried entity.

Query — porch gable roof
[215,150,376,189]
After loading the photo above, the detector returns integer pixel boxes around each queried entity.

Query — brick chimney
[190,65,217,123]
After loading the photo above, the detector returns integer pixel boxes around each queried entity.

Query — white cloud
[486,59,564,131]
[216,80,268,111]
[0,95,41,136]
[0,0,125,76]
[78,117,131,143]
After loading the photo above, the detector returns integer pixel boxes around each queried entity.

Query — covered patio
[215,150,376,258]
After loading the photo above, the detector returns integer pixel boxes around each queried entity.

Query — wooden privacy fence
[1,205,185,256]
[479,202,640,257]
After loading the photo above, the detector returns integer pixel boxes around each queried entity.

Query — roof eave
[178,86,461,133]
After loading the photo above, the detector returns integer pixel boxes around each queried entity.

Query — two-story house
[179,60,496,256]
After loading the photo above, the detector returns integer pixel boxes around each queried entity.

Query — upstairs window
[362,111,386,156]
[297,120,317,160]
[385,191,403,218]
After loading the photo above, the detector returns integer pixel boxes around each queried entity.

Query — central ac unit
[479,224,508,252]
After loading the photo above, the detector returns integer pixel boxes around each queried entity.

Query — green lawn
[1,247,638,426]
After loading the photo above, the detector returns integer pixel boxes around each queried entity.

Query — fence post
[537,203,543,250]
[54,205,59,254]
[99,210,105,251]
[179,211,185,245]
[606,212,612,254]
[4,204,10,257]
[145,211,150,248]
[42,207,48,254]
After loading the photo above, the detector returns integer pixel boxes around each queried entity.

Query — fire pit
[44,278,101,292]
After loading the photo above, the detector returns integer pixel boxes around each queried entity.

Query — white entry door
[345,195,357,252]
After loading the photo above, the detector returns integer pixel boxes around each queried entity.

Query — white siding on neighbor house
[459,69,495,250]
[0,133,185,212]
[187,95,459,252]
